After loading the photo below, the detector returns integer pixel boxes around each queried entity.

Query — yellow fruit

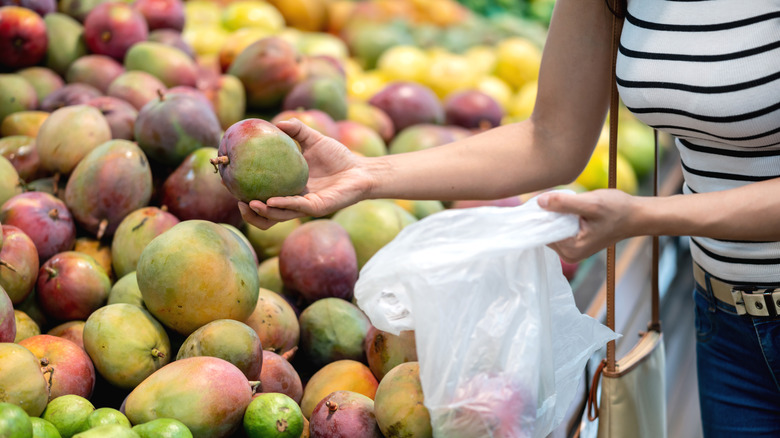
[266,0,328,32]
[182,25,230,56]
[298,31,349,59]
[221,1,285,32]
[347,70,387,102]
[276,27,304,50]
[575,143,638,195]
[494,37,542,90]
[508,80,538,120]
[424,52,479,99]
[218,27,273,72]
[465,45,497,76]
[184,1,222,28]
[476,75,513,111]
[343,57,364,79]
[376,45,429,83]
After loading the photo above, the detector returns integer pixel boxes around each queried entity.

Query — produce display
[0,0,661,436]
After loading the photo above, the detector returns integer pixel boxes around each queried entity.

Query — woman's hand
[239,118,373,230]
[537,189,640,263]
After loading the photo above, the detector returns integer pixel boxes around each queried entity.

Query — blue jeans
[694,282,780,437]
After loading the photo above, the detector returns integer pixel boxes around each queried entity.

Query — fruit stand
[0,0,702,437]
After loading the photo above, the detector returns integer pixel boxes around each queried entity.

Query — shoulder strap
[605,0,661,375]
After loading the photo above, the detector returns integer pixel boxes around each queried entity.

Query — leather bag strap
[605,0,661,372]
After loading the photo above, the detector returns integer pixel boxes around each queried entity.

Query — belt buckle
[731,287,780,317]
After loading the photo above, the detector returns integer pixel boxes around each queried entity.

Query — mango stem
[281,346,298,362]
[97,219,108,240]
[209,156,229,173]
[249,381,262,395]
[326,401,338,412]
[44,266,57,277]
[48,208,59,220]
[157,89,165,101]
[151,348,166,359]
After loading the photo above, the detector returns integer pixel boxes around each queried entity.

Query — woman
[240,1,780,435]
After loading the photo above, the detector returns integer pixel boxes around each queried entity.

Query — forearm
[633,178,780,241]
[362,120,581,201]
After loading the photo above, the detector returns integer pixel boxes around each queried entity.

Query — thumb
[275,118,326,153]
[537,192,592,216]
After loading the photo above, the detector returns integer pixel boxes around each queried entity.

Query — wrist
[359,155,391,201]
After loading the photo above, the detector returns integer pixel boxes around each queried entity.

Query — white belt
[693,263,780,317]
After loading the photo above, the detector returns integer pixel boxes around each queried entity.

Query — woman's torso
[616,0,780,283]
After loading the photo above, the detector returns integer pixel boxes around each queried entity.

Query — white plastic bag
[355,193,618,438]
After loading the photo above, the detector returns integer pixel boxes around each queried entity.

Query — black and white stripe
[616,0,780,283]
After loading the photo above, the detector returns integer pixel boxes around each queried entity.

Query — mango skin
[73,425,139,437]
[244,288,299,357]
[36,105,112,176]
[298,297,370,368]
[64,140,153,238]
[134,93,222,166]
[374,362,432,438]
[132,418,193,438]
[124,357,254,438]
[110,207,180,279]
[176,319,262,381]
[300,360,378,419]
[82,303,171,390]
[0,343,49,417]
[215,118,308,203]
[124,42,197,88]
[136,220,259,335]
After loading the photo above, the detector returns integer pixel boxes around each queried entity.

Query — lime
[0,402,32,438]
[132,418,193,438]
[41,395,95,438]
[30,417,62,438]
[243,393,304,438]
[86,408,131,430]
[72,424,138,437]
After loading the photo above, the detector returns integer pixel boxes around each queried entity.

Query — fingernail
[537,195,549,208]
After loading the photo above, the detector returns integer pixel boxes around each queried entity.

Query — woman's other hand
[537,189,639,263]
[239,118,373,230]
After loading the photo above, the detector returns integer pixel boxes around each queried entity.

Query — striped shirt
[616,0,780,284]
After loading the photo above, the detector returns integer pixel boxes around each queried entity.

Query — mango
[244,288,299,357]
[227,37,303,110]
[43,13,88,75]
[0,74,37,124]
[374,362,432,438]
[124,42,197,88]
[160,148,242,227]
[136,220,259,335]
[83,303,171,390]
[124,357,254,438]
[299,297,370,368]
[364,327,417,381]
[64,140,152,239]
[36,105,112,176]
[309,391,382,438]
[0,343,49,417]
[332,200,417,268]
[212,118,308,203]
[134,93,222,166]
[278,219,357,303]
[110,207,179,279]
[300,360,378,419]
[107,272,143,308]
[176,319,262,381]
